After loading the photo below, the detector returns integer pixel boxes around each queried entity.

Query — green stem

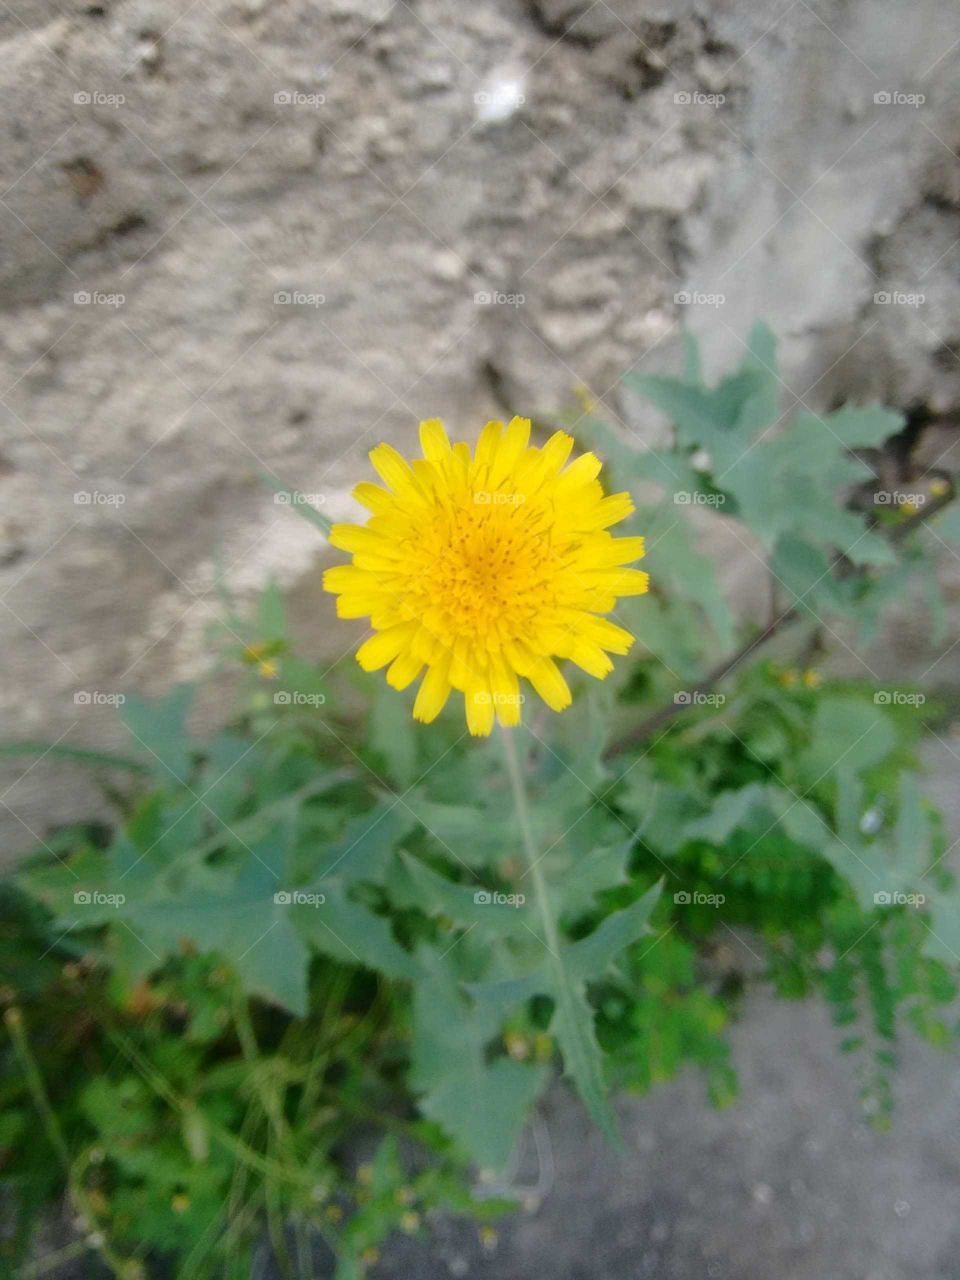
[5,1009,71,1173]
[500,727,560,958]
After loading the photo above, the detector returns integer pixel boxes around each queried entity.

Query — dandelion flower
[323,417,648,735]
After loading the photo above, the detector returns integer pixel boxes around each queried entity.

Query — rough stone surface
[2,0,960,854]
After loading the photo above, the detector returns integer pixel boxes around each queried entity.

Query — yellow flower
[324,418,647,735]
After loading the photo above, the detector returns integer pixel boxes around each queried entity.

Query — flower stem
[500,726,559,958]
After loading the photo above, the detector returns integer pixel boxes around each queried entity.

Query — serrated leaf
[412,955,546,1169]
[397,853,528,937]
[293,882,417,980]
[566,882,661,982]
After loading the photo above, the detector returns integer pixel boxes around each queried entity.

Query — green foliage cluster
[2,326,958,1278]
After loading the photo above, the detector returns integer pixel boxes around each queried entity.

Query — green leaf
[567,882,661,982]
[397,853,529,937]
[293,882,417,980]
[119,686,196,784]
[124,851,310,1015]
[411,954,547,1170]
[800,696,896,782]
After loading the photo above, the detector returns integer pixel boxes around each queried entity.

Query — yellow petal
[386,649,423,690]
[413,661,452,723]
[369,443,418,495]
[528,658,572,712]
[356,626,415,672]
[419,418,451,461]
[465,681,495,736]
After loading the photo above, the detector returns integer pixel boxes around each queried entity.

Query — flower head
[323,417,648,735]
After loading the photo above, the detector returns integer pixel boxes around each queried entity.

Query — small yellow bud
[171,1193,190,1214]
[534,1032,554,1061]
[802,669,821,689]
[479,1225,499,1251]
[356,1163,374,1186]
[258,659,279,679]
[325,1204,343,1223]
[400,1211,421,1233]
[929,477,949,498]
[360,1246,380,1267]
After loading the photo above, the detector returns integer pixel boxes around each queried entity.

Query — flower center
[406,500,560,644]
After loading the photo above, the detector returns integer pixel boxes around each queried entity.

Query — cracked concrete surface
[1,1,959,854]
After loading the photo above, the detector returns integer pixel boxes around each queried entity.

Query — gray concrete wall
[2,0,959,854]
